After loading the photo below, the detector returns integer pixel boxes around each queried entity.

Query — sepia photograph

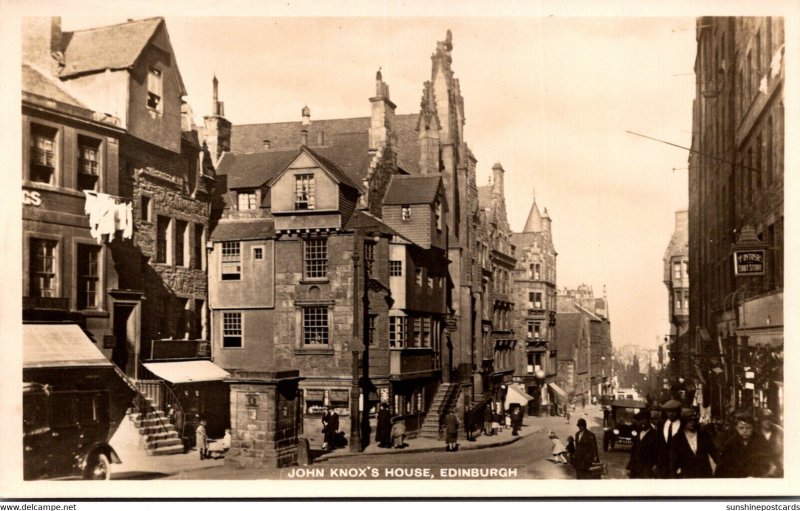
[0,0,797,501]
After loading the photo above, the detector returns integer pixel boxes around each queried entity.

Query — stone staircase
[130,398,184,456]
[419,382,459,439]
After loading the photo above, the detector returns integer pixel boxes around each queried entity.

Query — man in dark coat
[626,409,658,478]
[375,402,392,448]
[670,408,717,478]
[444,410,459,451]
[716,413,770,478]
[655,399,683,478]
[573,418,600,479]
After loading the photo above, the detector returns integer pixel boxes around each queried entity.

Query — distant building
[663,210,690,377]
[689,17,784,419]
[475,163,518,406]
[510,196,561,412]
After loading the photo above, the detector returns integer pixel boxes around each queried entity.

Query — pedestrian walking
[655,399,682,478]
[483,402,494,436]
[375,402,392,448]
[321,406,339,450]
[626,409,658,479]
[715,412,771,478]
[757,408,783,477]
[572,418,600,479]
[510,406,522,436]
[444,410,459,451]
[549,431,569,464]
[669,408,717,478]
[195,419,209,460]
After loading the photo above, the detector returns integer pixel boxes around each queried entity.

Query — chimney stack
[301,105,311,146]
[369,68,397,153]
[22,17,63,75]
[492,162,504,196]
[203,74,232,163]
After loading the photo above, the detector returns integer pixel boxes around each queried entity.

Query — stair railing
[136,362,187,440]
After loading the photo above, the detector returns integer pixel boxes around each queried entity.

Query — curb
[313,426,545,462]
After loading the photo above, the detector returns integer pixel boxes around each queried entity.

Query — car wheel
[85,453,111,480]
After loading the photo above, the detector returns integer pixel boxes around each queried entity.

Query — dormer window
[238,190,258,211]
[295,174,315,210]
[401,205,411,221]
[147,67,163,111]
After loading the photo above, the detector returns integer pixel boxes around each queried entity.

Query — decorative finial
[376,66,382,81]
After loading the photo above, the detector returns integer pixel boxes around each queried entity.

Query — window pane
[303,307,328,344]
[30,239,57,298]
[222,312,242,348]
[77,244,100,309]
[304,239,327,279]
[295,174,315,210]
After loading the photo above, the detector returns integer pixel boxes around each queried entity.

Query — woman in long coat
[669,409,717,478]
[444,410,459,451]
[375,403,392,448]
[195,419,209,460]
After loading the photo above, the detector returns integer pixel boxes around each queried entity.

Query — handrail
[111,364,176,437]
[136,362,187,439]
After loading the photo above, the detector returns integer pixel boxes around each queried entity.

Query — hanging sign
[733,250,765,276]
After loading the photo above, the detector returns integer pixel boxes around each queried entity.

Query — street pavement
[109,404,629,480]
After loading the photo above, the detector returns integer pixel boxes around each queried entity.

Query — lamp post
[534,369,546,416]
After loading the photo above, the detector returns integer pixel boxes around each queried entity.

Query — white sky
[55,15,696,351]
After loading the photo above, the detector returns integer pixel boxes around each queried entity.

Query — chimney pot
[263,139,271,150]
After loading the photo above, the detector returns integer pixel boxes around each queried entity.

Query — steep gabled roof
[216,150,298,190]
[343,210,401,238]
[383,174,443,205]
[60,18,163,78]
[230,114,421,175]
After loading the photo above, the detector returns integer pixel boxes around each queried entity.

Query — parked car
[23,383,122,480]
[602,399,648,451]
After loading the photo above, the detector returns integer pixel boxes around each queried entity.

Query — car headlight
[613,429,619,435]
[631,430,638,437]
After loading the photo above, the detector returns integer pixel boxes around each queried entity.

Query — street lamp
[534,369,546,416]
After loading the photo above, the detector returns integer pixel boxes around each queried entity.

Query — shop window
[77,136,100,191]
[77,244,100,309]
[304,238,327,279]
[303,307,329,345]
[221,241,241,280]
[30,238,57,298]
[222,311,242,348]
[30,124,57,184]
[295,174,315,210]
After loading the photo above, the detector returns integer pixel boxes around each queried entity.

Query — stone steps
[147,444,185,456]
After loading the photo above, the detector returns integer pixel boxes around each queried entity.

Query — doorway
[112,303,136,377]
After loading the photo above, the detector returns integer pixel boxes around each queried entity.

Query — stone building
[510,196,562,413]
[689,17,784,419]
[22,17,215,375]
[21,17,222,440]
[554,308,590,406]
[207,72,449,436]
[663,209,690,377]
[474,163,518,407]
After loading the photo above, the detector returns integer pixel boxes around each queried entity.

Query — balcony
[389,348,438,380]
[23,296,70,311]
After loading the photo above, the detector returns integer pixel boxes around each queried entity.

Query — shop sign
[734,250,765,276]
[22,189,42,207]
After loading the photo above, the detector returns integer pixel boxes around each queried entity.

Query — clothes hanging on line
[83,191,133,243]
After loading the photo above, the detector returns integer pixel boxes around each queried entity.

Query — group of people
[194,420,232,461]
[626,400,783,478]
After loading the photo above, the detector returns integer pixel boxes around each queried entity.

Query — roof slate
[22,63,86,108]
[60,18,163,78]
[383,174,442,205]
[216,150,298,189]
[343,210,401,238]
[209,219,275,241]
[230,113,421,174]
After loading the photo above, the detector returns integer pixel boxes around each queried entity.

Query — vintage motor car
[602,399,648,451]
[23,323,135,480]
